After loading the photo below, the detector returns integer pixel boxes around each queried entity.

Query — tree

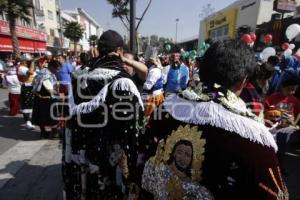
[106,0,130,31]
[106,0,152,31]
[0,0,33,58]
[89,35,98,47]
[63,21,84,56]
[199,3,215,19]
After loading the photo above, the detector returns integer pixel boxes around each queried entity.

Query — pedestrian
[63,30,144,199]
[32,60,60,138]
[146,39,288,199]
[142,56,164,118]
[163,53,189,95]
[57,55,74,96]
[2,61,21,116]
[17,58,36,129]
[265,70,300,176]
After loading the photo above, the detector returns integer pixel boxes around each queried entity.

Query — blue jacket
[164,64,189,93]
[57,62,74,84]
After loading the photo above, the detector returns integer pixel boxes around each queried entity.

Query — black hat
[98,30,124,50]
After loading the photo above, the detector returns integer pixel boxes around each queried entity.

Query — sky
[61,0,237,42]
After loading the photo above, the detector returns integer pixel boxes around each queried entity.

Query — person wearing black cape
[62,30,144,200]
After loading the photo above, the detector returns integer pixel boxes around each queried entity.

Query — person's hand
[108,52,124,62]
[264,119,274,128]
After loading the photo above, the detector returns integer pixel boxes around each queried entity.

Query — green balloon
[201,42,205,47]
[199,49,205,56]
[183,52,190,58]
[165,44,171,52]
[191,50,197,56]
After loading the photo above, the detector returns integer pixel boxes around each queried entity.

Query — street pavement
[0,87,299,199]
[0,88,63,200]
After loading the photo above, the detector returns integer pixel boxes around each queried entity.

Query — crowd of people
[0,29,299,199]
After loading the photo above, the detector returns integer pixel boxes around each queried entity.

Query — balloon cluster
[258,23,300,62]
[198,42,210,57]
[181,49,198,60]
[281,42,295,58]
[240,32,256,46]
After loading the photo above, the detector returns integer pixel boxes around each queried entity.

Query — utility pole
[130,0,136,54]
[175,18,179,44]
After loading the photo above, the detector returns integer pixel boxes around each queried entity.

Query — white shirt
[3,75,21,94]
[143,66,162,91]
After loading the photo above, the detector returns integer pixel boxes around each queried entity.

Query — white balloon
[283,49,293,57]
[288,43,295,50]
[296,48,300,55]
[261,47,276,62]
[286,24,300,41]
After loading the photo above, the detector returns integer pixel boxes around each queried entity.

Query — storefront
[0,20,47,54]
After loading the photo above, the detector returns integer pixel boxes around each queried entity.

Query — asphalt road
[0,88,63,200]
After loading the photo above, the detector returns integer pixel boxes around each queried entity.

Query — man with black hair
[163,53,189,95]
[146,39,288,199]
[63,30,144,200]
[265,70,300,177]
[57,54,74,95]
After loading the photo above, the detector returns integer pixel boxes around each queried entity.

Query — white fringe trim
[111,78,144,110]
[71,83,109,115]
[163,95,278,151]
[72,68,120,81]
[71,78,144,115]
[21,109,32,113]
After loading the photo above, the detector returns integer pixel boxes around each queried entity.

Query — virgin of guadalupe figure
[142,125,214,200]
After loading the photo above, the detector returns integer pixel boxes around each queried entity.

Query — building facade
[63,8,103,52]
[198,0,289,46]
[33,0,63,53]
[0,2,47,55]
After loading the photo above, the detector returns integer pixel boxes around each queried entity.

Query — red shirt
[265,93,300,118]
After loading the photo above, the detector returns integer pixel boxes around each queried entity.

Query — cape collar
[163,84,278,151]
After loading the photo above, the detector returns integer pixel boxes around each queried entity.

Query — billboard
[273,0,298,13]
[205,8,238,39]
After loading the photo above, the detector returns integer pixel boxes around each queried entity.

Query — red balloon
[263,34,272,44]
[295,54,300,59]
[241,34,252,44]
[281,42,289,50]
[250,32,256,41]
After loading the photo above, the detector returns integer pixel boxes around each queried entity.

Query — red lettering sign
[0,20,47,41]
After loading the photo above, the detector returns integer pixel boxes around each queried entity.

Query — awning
[0,35,47,53]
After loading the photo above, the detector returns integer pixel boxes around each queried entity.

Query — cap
[98,30,124,50]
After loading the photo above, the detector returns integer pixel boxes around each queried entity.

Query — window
[223,26,229,35]
[48,10,53,20]
[217,28,222,37]
[21,18,32,27]
[50,29,55,36]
